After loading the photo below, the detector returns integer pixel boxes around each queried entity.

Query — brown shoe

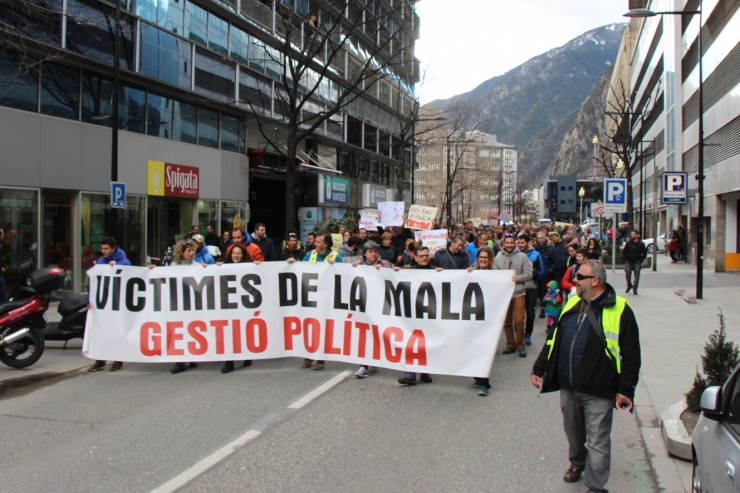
[302,358,313,368]
[109,361,124,372]
[563,466,583,483]
[313,361,325,371]
[88,360,107,372]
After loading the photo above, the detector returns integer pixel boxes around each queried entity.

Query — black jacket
[549,242,568,281]
[378,245,398,265]
[622,240,647,264]
[433,247,468,270]
[279,247,305,261]
[535,243,553,276]
[253,236,278,261]
[532,283,641,400]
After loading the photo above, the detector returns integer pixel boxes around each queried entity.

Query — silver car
[692,363,740,492]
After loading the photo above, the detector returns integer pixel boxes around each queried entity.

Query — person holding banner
[467,246,496,395]
[288,233,342,371]
[398,246,441,386]
[494,234,533,357]
[433,236,468,270]
[219,244,257,374]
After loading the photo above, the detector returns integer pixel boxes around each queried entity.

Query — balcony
[240,0,273,31]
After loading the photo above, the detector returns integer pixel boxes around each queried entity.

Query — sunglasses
[504,233,515,238]
[575,273,597,281]
[478,256,490,260]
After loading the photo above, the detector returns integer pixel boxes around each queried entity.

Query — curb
[660,400,692,461]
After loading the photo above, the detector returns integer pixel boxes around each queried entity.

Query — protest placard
[414,229,448,255]
[377,202,404,227]
[359,209,379,231]
[83,262,514,377]
[404,205,437,230]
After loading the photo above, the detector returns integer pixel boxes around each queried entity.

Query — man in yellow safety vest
[286,233,342,370]
[530,260,641,493]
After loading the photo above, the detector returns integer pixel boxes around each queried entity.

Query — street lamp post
[624,3,704,299]
[110,0,120,240]
[592,135,599,179]
[579,186,585,225]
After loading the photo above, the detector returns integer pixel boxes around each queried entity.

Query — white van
[537,218,552,227]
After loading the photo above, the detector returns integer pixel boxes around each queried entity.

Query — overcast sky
[415,0,628,103]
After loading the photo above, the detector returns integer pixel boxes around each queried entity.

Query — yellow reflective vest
[546,294,629,373]
[308,250,338,262]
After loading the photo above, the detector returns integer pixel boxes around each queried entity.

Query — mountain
[424,23,625,187]
[546,64,613,178]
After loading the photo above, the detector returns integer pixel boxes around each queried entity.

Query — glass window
[140,22,192,89]
[0,52,39,112]
[67,0,136,70]
[220,114,244,153]
[197,107,219,148]
[0,0,62,46]
[220,201,247,237]
[146,93,174,139]
[81,193,146,291]
[230,26,248,64]
[40,62,80,120]
[185,1,207,45]
[265,46,284,81]
[208,13,228,56]
[157,0,184,34]
[238,69,271,116]
[130,0,157,22]
[81,72,114,127]
[197,200,219,235]
[174,100,197,143]
[194,46,235,102]
[0,188,38,292]
[327,112,343,141]
[248,36,266,73]
[295,0,308,15]
[119,85,146,133]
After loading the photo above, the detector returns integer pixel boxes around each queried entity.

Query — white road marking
[150,370,351,493]
[288,370,352,409]
[150,430,261,493]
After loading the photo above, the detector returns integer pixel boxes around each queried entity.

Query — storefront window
[147,197,195,263]
[197,200,218,233]
[0,188,38,294]
[220,201,247,236]
[41,190,74,290]
[80,193,145,291]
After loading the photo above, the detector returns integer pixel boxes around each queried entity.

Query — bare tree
[598,79,659,230]
[243,0,419,231]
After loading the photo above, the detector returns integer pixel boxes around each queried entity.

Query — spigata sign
[148,160,200,198]
[319,175,349,205]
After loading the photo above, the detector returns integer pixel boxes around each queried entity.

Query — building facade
[625,0,740,271]
[414,130,517,225]
[0,0,420,293]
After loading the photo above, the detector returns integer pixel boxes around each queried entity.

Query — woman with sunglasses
[466,246,496,395]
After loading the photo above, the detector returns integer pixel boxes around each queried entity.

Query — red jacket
[225,243,264,262]
[561,265,577,291]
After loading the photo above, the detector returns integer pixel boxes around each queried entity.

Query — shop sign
[148,160,199,198]
[319,176,349,205]
[362,184,387,207]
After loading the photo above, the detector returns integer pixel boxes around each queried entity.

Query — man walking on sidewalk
[494,233,533,357]
[530,260,641,493]
[517,234,543,345]
[622,230,647,295]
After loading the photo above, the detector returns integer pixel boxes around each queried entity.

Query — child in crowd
[543,280,563,333]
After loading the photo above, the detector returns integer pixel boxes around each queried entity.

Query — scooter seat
[58,295,87,316]
[0,299,28,316]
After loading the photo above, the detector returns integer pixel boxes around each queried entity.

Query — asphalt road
[0,305,656,493]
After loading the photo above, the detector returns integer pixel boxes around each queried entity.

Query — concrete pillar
[716,195,726,272]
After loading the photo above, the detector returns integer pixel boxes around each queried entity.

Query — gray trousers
[561,388,614,492]
[624,261,641,290]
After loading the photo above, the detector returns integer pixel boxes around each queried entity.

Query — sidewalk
[620,260,740,492]
[0,302,91,395]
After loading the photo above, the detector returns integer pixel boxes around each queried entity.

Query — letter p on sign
[607,181,624,202]
[111,182,126,209]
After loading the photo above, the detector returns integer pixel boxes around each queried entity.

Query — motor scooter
[0,267,64,368]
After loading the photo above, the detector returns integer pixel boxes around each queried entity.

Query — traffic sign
[111,182,126,209]
[662,172,688,204]
[603,178,627,213]
[590,203,605,216]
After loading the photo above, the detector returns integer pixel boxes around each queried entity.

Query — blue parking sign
[603,178,627,213]
[662,172,687,204]
[111,182,126,208]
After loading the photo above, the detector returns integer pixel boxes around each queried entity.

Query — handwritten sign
[359,209,379,231]
[405,205,437,230]
[377,202,404,228]
[414,229,448,255]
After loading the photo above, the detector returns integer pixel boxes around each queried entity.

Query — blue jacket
[194,246,215,264]
[523,247,544,284]
[96,247,131,266]
[466,243,479,266]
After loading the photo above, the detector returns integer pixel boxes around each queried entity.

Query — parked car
[537,218,552,227]
[692,362,740,492]
[581,219,598,229]
[642,233,667,254]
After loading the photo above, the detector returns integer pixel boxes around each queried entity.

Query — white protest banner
[359,208,379,231]
[83,262,513,377]
[404,205,437,230]
[414,229,448,255]
[377,201,404,228]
